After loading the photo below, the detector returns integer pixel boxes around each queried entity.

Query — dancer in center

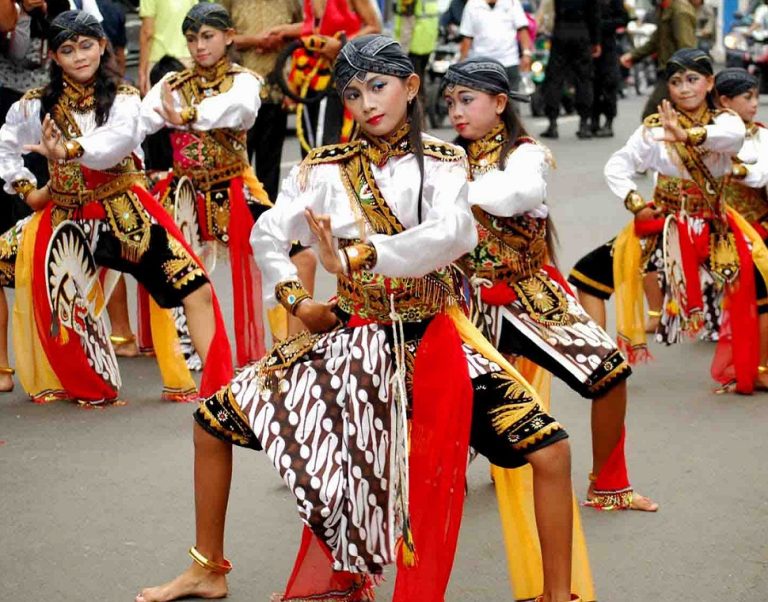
[136,35,578,602]
[442,57,658,516]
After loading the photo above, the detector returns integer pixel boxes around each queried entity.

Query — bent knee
[526,437,571,475]
[185,282,214,308]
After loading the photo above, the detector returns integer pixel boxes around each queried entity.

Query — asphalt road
[2,92,768,602]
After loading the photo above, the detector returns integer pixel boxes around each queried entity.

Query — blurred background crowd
[0,0,766,193]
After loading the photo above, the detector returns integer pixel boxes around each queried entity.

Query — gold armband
[624,191,647,214]
[64,139,84,161]
[180,106,198,125]
[686,126,707,146]
[275,279,311,315]
[12,179,35,200]
[732,162,748,179]
[342,242,377,274]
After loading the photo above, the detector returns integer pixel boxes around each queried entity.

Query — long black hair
[41,10,121,127]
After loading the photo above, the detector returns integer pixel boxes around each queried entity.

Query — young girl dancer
[443,57,657,518]
[567,49,768,394]
[136,35,579,602]
[0,10,232,404]
[140,3,272,365]
[714,67,768,391]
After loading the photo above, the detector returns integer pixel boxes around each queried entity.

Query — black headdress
[715,67,758,98]
[334,35,414,94]
[665,48,714,80]
[441,57,530,102]
[181,3,233,34]
[48,10,105,51]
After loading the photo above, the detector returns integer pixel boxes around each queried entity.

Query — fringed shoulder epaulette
[422,139,465,162]
[117,84,140,97]
[297,141,361,191]
[643,113,662,129]
[165,68,196,91]
[22,87,44,101]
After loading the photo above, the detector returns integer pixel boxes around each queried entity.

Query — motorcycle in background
[424,27,461,129]
[724,12,768,93]
[626,8,657,95]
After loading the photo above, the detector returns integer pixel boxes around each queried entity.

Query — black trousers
[543,32,594,120]
[592,43,621,122]
[247,102,289,203]
[0,87,45,233]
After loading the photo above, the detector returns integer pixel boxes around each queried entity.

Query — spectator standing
[540,0,601,139]
[619,0,699,119]
[394,0,440,104]
[591,0,627,137]
[459,0,533,94]
[439,0,466,30]
[94,0,127,75]
[219,0,302,202]
[138,0,201,95]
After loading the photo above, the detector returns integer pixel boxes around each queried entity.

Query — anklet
[109,334,136,345]
[0,366,14,375]
[188,546,233,575]
[647,310,662,318]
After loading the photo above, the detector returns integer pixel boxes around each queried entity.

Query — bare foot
[136,563,228,602]
[629,492,659,512]
[0,372,13,393]
[112,335,140,358]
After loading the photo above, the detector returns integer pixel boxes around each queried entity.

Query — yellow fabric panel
[148,298,197,397]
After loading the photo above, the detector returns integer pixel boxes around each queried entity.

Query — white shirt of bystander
[459,0,529,67]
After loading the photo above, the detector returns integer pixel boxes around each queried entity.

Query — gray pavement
[2,92,768,601]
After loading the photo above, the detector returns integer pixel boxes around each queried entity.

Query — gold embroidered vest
[461,126,548,283]
[301,125,465,322]
[38,79,150,261]
[725,124,768,224]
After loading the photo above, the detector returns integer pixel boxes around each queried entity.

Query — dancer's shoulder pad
[422,139,465,162]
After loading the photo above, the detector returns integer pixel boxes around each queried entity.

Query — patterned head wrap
[715,67,759,98]
[441,57,530,102]
[334,35,415,94]
[665,48,714,79]
[48,10,105,51]
[181,3,233,34]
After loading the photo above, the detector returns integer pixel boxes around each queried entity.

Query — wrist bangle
[12,179,35,200]
[344,242,378,273]
[732,162,748,179]
[275,279,311,315]
[180,106,198,125]
[624,190,646,214]
[686,126,707,146]
[522,49,533,57]
[337,248,350,276]
[63,140,84,161]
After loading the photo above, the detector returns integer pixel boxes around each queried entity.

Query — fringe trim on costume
[272,575,377,602]
[616,335,652,364]
[582,487,634,511]
[161,386,199,403]
[29,389,70,404]
[75,396,124,409]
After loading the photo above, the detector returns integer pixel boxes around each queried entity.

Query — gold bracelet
[647,309,662,318]
[188,546,233,575]
[686,126,707,146]
[180,105,198,125]
[12,179,35,200]
[758,365,768,374]
[623,191,646,215]
[343,242,377,273]
[275,279,311,315]
[732,162,748,179]
[64,139,84,161]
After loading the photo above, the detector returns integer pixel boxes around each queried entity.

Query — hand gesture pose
[305,207,344,275]
[154,82,184,126]
[23,114,66,161]
[653,99,688,143]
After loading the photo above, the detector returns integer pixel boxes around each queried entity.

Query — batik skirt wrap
[196,306,568,602]
[151,167,269,366]
[15,184,233,404]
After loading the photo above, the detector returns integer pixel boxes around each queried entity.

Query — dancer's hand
[154,81,184,126]
[305,207,344,275]
[295,299,340,334]
[23,114,65,161]
[634,205,662,222]
[25,184,50,211]
[654,99,688,143]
